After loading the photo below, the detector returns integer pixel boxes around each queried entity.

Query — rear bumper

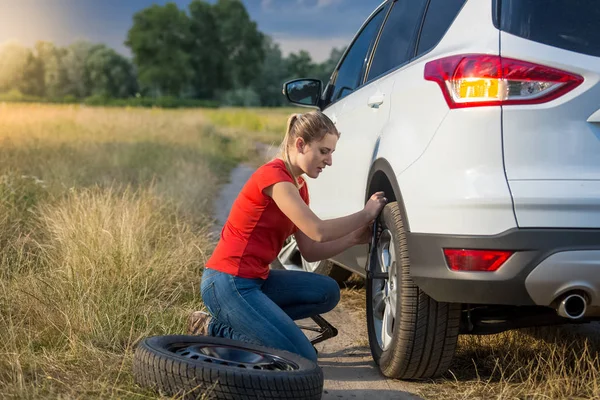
[407,228,600,306]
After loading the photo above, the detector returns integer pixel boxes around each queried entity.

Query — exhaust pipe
[556,293,587,319]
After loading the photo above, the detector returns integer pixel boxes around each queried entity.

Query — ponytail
[280,113,301,188]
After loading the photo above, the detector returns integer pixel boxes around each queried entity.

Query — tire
[270,236,352,285]
[133,335,323,400]
[366,202,461,380]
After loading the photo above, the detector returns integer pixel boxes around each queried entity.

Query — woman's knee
[323,276,341,311]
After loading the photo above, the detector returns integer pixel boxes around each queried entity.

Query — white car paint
[500,33,600,228]
[294,0,600,272]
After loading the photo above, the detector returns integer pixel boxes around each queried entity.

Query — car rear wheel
[366,201,461,380]
[271,235,352,284]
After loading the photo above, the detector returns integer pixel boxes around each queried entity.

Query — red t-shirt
[205,158,309,279]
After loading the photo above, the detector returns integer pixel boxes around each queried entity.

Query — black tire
[366,202,461,380]
[133,335,323,400]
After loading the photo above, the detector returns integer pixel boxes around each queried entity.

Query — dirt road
[309,303,424,400]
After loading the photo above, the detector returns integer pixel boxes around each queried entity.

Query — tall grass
[0,103,288,398]
[0,188,208,398]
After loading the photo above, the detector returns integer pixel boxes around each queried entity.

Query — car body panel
[500,33,600,228]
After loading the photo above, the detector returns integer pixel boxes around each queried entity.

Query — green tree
[125,3,192,96]
[35,41,70,99]
[0,41,30,93]
[86,45,138,98]
[62,41,98,98]
[187,0,225,99]
[212,0,264,89]
[251,37,289,107]
[20,51,45,96]
[286,50,317,79]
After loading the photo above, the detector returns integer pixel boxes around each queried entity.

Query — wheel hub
[371,229,398,351]
[276,236,321,272]
[168,343,299,371]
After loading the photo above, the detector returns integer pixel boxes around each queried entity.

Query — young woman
[188,111,386,362]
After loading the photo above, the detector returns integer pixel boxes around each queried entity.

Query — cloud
[316,0,342,7]
[295,0,342,8]
[267,0,342,11]
[274,35,349,63]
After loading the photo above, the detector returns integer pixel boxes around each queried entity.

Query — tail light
[443,249,513,272]
[424,54,584,108]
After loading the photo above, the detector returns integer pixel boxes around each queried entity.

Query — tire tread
[367,202,460,380]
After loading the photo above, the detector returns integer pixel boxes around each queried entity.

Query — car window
[498,0,600,57]
[366,0,427,82]
[330,8,386,103]
[416,0,466,56]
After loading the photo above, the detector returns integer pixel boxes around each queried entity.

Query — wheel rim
[168,343,300,371]
[277,236,321,273]
[370,229,398,351]
[301,256,321,273]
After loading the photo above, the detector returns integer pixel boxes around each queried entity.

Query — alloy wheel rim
[277,236,320,272]
[301,256,320,273]
[371,229,398,351]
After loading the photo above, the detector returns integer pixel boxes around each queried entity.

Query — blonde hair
[278,111,340,187]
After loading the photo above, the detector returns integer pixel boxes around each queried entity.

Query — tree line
[0,0,343,107]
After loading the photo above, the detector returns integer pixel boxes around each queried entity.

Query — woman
[188,111,386,362]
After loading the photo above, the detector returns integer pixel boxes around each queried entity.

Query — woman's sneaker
[187,311,211,336]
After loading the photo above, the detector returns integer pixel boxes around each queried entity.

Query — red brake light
[424,54,584,108]
[443,249,513,272]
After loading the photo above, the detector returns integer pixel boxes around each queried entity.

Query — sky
[0,0,383,62]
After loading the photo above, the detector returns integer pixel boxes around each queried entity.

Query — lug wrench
[366,217,389,280]
[299,217,386,346]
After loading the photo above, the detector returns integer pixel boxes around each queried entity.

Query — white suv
[279,0,600,380]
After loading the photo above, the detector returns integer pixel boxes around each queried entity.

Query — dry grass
[340,274,367,323]
[420,326,600,400]
[0,103,292,399]
[0,188,208,398]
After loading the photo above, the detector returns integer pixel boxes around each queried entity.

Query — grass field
[1,103,599,399]
[0,103,296,398]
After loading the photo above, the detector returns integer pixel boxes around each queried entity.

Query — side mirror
[282,79,322,108]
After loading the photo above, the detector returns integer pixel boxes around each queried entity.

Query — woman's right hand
[364,191,387,221]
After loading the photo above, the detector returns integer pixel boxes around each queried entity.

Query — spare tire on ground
[133,335,323,400]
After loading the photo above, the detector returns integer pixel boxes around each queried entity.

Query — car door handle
[367,94,385,108]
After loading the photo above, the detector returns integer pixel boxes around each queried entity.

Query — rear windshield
[498,0,600,57]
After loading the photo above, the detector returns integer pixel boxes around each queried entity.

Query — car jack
[298,315,338,346]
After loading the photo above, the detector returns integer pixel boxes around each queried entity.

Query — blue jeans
[200,267,340,362]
